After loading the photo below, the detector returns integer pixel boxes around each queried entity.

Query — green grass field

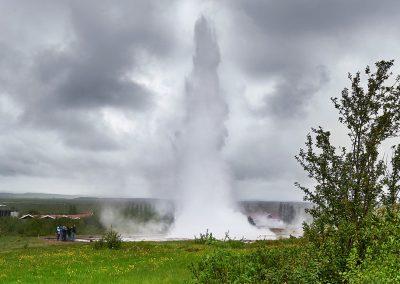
[0,236,292,283]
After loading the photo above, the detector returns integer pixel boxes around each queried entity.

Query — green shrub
[345,253,400,284]
[194,229,217,245]
[342,212,400,283]
[295,61,400,283]
[193,231,247,249]
[191,249,251,283]
[191,242,319,283]
[93,238,105,250]
[220,232,246,249]
[93,229,122,250]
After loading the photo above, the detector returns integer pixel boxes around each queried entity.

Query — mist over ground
[98,198,311,240]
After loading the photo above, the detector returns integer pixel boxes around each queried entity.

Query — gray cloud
[265,66,330,119]
[236,0,399,37]
[33,1,162,111]
[0,0,179,195]
[0,0,400,200]
[223,0,400,121]
[217,0,400,193]
[1,0,176,152]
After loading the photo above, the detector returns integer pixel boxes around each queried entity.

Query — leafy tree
[295,60,400,279]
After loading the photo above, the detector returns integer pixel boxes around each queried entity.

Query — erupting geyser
[169,17,273,239]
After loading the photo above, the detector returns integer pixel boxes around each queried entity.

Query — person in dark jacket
[67,226,72,241]
[56,226,61,241]
[71,225,76,241]
[61,226,67,241]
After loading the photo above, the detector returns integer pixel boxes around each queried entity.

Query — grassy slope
[0,238,190,283]
[0,237,296,283]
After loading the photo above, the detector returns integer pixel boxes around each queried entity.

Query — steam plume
[169,16,273,239]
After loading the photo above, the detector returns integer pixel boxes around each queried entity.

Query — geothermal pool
[100,200,311,241]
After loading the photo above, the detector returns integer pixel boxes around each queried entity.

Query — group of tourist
[56,225,77,241]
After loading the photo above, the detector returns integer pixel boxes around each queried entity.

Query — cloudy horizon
[1,0,400,201]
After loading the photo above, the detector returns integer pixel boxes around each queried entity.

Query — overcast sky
[0,0,400,201]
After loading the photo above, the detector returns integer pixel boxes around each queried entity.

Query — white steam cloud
[168,16,273,239]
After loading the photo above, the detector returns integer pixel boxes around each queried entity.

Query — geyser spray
[169,16,273,240]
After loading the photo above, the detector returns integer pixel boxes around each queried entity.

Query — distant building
[20,212,93,220]
[0,205,19,217]
[0,209,11,217]
[20,214,35,219]
[40,215,56,220]
[41,212,93,220]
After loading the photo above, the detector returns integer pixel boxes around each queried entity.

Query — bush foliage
[294,60,400,282]
[93,229,122,250]
[191,240,319,283]
[191,60,400,283]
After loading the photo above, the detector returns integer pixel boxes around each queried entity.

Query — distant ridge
[0,192,82,199]
[0,192,309,203]
[0,192,170,202]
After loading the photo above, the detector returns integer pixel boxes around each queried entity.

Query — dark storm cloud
[37,0,173,107]
[237,0,398,37]
[226,0,400,120]
[33,1,162,110]
[265,66,329,119]
[0,0,177,182]
[33,48,152,111]
[1,0,176,151]
[0,142,50,177]
[237,0,400,37]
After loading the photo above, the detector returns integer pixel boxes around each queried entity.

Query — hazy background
[0,0,400,201]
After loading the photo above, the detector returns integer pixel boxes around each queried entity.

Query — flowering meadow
[0,236,293,283]
[0,237,201,283]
